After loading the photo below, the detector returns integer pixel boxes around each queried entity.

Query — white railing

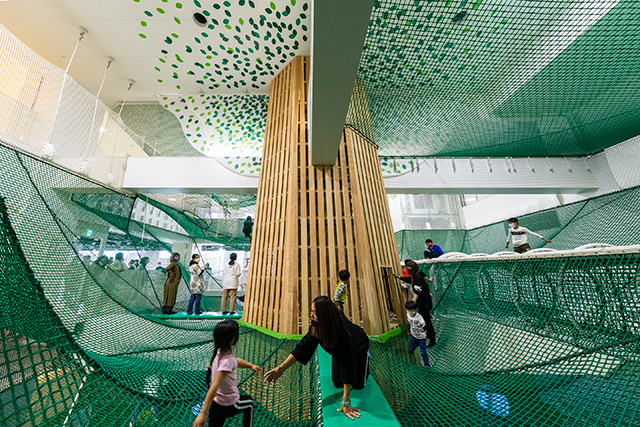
[415,244,640,263]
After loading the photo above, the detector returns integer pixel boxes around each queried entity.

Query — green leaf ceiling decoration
[133,0,309,156]
[133,0,309,91]
[160,94,268,156]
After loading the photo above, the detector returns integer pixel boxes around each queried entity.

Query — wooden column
[244,56,404,334]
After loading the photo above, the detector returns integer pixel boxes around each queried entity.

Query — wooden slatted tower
[244,56,405,335]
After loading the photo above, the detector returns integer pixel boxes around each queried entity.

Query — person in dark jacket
[242,216,253,240]
[264,296,369,420]
[395,261,436,347]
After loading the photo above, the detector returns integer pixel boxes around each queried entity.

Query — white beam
[309,0,373,165]
[383,157,598,194]
[121,157,259,194]
[122,156,599,194]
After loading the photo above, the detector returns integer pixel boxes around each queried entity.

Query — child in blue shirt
[424,239,444,259]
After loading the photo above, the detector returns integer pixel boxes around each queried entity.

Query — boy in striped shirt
[505,217,551,253]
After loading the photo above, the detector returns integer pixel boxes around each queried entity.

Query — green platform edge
[152,311,243,320]
[239,321,406,426]
[238,320,408,342]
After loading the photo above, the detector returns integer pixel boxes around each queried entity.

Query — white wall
[462,194,586,229]
[461,135,640,229]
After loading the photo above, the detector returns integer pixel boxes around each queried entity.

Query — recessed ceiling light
[193,12,207,26]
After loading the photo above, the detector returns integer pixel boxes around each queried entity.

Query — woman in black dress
[264,296,369,419]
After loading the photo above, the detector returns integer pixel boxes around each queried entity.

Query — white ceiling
[0,0,310,108]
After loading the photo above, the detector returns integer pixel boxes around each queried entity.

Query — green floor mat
[317,348,401,427]
[152,311,243,320]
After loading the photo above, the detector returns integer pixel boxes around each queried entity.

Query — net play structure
[1,0,640,425]
[396,185,640,261]
[348,0,640,158]
[1,144,639,426]
[0,146,319,426]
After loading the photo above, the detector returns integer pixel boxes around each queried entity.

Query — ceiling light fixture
[193,12,207,26]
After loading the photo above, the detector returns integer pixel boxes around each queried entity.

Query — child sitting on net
[406,300,431,367]
[192,320,262,427]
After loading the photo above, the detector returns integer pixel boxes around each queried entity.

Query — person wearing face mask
[187,253,205,315]
[505,217,551,254]
[405,300,431,367]
[423,239,444,259]
[263,296,370,420]
[162,252,182,315]
[395,261,436,347]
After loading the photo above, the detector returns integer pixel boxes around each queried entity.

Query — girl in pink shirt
[193,320,262,427]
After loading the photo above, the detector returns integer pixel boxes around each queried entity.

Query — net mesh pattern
[0,145,319,426]
[396,185,640,261]
[349,0,640,157]
[371,252,640,426]
[1,142,639,426]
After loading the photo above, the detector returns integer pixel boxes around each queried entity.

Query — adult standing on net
[221,253,242,315]
[505,217,551,254]
[395,261,436,347]
[264,296,369,420]
[242,216,253,240]
[162,252,182,315]
[187,253,205,315]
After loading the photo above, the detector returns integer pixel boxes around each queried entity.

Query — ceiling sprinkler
[79,159,91,176]
[42,141,56,160]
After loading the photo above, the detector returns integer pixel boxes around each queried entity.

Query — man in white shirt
[505,217,551,253]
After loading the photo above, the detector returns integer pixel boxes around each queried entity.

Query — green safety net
[396,185,640,261]
[371,251,640,426]
[0,146,320,426]
[212,194,257,210]
[2,142,640,426]
[349,0,640,157]
[140,195,252,252]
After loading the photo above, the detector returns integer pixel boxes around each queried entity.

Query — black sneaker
[229,311,236,315]
[222,311,229,315]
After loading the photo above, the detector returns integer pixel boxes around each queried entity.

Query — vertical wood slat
[245,57,404,334]
[347,132,376,332]
[358,134,389,330]
[259,62,283,329]
[273,62,294,331]
[339,137,360,326]
[299,58,310,326]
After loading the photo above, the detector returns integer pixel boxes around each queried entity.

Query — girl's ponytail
[205,343,222,387]
[228,252,237,266]
[205,320,240,387]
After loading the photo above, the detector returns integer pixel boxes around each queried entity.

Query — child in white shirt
[406,300,431,367]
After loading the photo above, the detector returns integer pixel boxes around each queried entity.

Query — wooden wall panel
[245,56,404,334]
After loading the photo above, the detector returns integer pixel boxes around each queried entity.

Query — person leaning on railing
[505,217,551,254]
